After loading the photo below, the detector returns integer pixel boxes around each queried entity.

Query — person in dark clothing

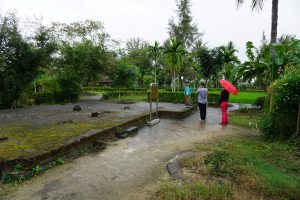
[196,83,208,121]
[219,89,229,125]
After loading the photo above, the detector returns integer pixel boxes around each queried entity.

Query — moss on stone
[0,121,116,160]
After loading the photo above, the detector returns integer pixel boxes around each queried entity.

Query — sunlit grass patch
[209,91,265,104]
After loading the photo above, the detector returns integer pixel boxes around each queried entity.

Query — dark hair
[199,82,205,87]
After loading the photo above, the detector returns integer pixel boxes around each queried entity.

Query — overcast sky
[1,0,300,60]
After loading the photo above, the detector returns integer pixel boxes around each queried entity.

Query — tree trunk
[172,71,176,92]
[270,0,279,44]
[178,75,180,92]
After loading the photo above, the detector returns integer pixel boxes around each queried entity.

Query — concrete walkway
[0,107,251,200]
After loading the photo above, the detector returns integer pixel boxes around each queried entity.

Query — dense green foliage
[0,4,298,109]
[84,86,148,92]
[258,72,300,140]
[34,75,80,104]
[110,63,140,88]
[0,14,40,108]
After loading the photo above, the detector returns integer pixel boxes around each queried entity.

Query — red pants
[221,102,228,124]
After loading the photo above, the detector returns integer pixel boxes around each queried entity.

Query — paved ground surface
[0,98,189,125]
[0,105,251,200]
[0,97,193,161]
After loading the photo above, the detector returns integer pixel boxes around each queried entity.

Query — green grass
[88,90,265,104]
[153,182,233,200]
[153,136,300,200]
[0,121,115,161]
[209,91,265,104]
[109,95,147,102]
[229,108,261,128]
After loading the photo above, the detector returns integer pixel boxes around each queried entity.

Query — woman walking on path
[219,89,229,125]
[196,83,208,121]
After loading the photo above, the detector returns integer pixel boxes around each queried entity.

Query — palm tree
[164,38,186,92]
[220,41,240,82]
[149,41,163,83]
[236,0,279,44]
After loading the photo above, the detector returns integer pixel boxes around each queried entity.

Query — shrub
[142,75,154,88]
[34,75,80,104]
[254,96,265,108]
[84,86,148,92]
[258,72,300,140]
[147,92,220,106]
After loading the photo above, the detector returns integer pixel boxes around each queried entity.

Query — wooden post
[149,86,152,121]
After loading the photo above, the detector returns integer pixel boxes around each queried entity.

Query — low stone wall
[0,105,197,178]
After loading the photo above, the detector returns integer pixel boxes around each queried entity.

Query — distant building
[97,79,112,86]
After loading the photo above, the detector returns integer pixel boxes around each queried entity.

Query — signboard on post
[150,83,158,100]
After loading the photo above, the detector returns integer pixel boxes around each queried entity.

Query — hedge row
[84,86,148,92]
[86,86,264,93]
[102,91,148,100]
[102,91,219,105]
[147,92,220,105]
[34,91,79,104]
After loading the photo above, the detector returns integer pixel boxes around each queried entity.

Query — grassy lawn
[229,108,261,128]
[209,90,265,104]
[88,90,265,104]
[152,136,300,200]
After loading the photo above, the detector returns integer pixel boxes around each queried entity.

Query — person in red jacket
[219,89,229,125]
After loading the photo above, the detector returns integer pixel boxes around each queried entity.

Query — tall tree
[168,0,200,49]
[149,41,163,83]
[220,41,240,81]
[123,38,151,86]
[126,38,148,53]
[164,38,186,92]
[194,46,224,85]
[236,0,279,44]
[0,13,41,108]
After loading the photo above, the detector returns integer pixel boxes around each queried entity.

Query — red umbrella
[219,80,238,95]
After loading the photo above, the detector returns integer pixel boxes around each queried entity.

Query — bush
[147,92,220,106]
[254,96,265,108]
[34,76,80,104]
[84,86,148,92]
[101,91,148,100]
[258,72,300,140]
